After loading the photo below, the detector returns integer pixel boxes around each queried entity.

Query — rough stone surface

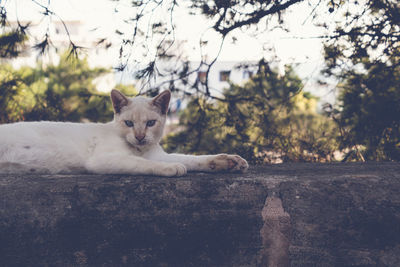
[0,162,400,266]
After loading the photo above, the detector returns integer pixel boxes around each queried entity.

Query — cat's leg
[85,153,187,176]
[146,148,248,173]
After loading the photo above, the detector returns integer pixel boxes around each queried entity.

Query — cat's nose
[135,134,145,142]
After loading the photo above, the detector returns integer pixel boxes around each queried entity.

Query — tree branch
[214,0,303,36]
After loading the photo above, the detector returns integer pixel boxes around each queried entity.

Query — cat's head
[110,89,170,149]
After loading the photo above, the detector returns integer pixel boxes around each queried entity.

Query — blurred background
[0,0,399,163]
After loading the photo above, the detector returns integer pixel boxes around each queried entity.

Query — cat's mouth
[137,140,147,146]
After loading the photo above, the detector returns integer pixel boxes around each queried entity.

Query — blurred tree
[0,1,397,96]
[0,0,306,97]
[0,0,397,162]
[165,62,338,163]
[0,52,137,123]
[326,57,400,161]
[0,65,25,123]
[0,18,29,123]
[0,26,28,58]
[322,0,400,161]
[323,0,399,75]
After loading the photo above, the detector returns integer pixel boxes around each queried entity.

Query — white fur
[0,90,248,176]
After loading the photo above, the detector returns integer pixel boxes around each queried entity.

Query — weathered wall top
[1,162,400,266]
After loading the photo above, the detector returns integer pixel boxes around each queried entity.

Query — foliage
[0,20,30,122]
[322,0,400,161]
[0,0,306,97]
[0,0,398,162]
[0,1,397,94]
[327,57,400,161]
[0,27,28,58]
[323,0,399,74]
[0,65,25,122]
[165,62,339,163]
[0,52,137,123]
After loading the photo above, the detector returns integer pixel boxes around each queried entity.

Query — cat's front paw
[208,154,249,173]
[155,162,187,177]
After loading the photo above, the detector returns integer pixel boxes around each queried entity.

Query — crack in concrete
[259,196,291,267]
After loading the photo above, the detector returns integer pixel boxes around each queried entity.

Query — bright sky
[4,0,336,103]
[6,0,326,68]
[4,0,337,105]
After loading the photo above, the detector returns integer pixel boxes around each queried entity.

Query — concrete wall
[1,162,400,266]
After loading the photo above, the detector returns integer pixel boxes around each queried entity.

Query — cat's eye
[124,120,134,127]
[146,120,156,127]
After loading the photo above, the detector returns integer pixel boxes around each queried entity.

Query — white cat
[0,90,248,176]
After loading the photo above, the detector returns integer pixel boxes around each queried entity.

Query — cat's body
[0,90,248,176]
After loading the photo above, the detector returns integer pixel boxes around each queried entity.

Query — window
[219,70,231,81]
[243,70,253,79]
[197,71,207,83]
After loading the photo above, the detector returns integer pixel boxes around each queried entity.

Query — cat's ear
[110,89,129,113]
[152,90,171,115]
